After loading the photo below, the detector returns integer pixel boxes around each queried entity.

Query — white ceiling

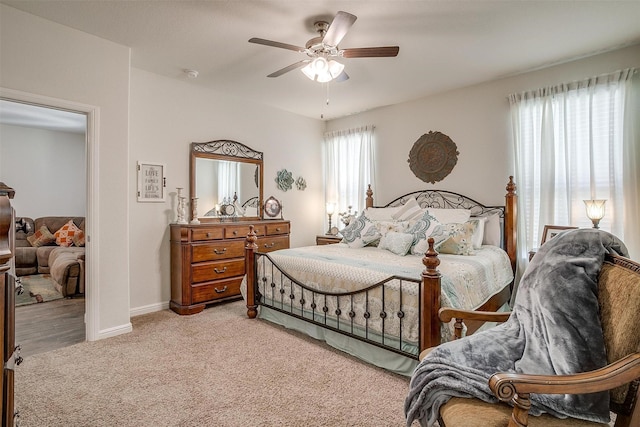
[2,0,640,124]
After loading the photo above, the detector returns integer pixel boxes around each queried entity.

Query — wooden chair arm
[438,308,512,323]
[489,352,640,398]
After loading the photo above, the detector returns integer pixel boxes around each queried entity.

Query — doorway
[0,94,96,355]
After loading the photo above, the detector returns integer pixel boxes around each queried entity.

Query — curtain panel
[323,125,376,221]
[509,68,639,281]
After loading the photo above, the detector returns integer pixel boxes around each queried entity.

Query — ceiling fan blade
[322,11,357,47]
[267,60,310,78]
[249,37,306,53]
[334,71,349,82]
[341,46,400,58]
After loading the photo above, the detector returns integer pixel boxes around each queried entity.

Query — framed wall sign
[137,161,166,202]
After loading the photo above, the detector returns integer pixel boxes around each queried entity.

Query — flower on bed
[341,212,381,248]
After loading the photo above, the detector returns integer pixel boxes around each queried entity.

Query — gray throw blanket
[405,228,629,426]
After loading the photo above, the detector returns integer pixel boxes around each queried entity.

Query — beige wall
[1,4,131,337]
[128,68,324,313]
[326,44,640,254]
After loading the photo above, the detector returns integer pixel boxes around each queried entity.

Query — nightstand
[316,235,342,245]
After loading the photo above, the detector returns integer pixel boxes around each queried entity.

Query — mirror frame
[190,140,264,222]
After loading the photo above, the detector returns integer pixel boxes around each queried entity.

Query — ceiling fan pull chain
[326,82,330,106]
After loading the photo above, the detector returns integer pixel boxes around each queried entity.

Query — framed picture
[137,161,166,202]
[541,225,578,245]
[263,196,282,219]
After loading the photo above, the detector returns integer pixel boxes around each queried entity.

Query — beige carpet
[15,300,413,426]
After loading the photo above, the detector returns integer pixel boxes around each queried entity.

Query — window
[510,68,639,267]
[323,125,376,221]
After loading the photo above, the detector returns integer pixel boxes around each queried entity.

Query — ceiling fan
[248,11,399,83]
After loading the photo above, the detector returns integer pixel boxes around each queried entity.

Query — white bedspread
[243,243,513,346]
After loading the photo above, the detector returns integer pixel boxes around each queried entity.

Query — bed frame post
[504,176,518,273]
[245,225,259,319]
[420,238,442,351]
[366,184,373,209]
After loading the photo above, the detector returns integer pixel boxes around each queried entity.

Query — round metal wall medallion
[408,131,459,184]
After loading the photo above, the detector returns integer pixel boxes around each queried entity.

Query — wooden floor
[15,296,86,358]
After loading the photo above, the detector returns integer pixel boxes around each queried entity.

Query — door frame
[0,87,99,341]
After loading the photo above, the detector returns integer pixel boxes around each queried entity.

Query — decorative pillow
[378,232,414,256]
[341,213,382,248]
[54,220,82,247]
[374,220,411,238]
[364,206,402,222]
[482,213,501,246]
[407,211,442,255]
[425,208,471,225]
[72,229,86,247]
[437,222,478,256]
[27,225,55,247]
[391,197,423,222]
[468,217,486,249]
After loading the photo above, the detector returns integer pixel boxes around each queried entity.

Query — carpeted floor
[15,274,63,307]
[15,300,413,426]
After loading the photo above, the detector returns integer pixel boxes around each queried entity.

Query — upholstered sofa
[15,216,85,297]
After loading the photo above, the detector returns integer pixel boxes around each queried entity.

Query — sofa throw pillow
[54,220,82,247]
[407,211,442,255]
[72,229,86,247]
[341,212,381,248]
[436,221,478,256]
[27,225,55,247]
[378,232,414,256]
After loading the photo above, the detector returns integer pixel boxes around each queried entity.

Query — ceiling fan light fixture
[301,57,344,82]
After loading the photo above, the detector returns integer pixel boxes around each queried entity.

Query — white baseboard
[97,322,132,340]
[129,301,170,317]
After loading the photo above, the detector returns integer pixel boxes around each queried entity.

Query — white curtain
[510,68,639,280]
[217,160,240,204]
[323,125,376,219]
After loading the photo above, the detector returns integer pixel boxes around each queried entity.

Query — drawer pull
[214,267,228,274]
[214,286,228,294]
[214,248,227,255]
[206,232,212,238]
[232,230,238,235]
[264,242,276,248]
[275,227,281,232]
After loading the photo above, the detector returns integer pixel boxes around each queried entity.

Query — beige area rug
[15,300,414,426]
[15,274,63,307]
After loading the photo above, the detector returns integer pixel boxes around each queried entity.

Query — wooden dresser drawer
[258,235,290,253]
[192,240,245,262]
[191,228,224,241]
[266,222,289,235]
[192,258,245,283]
[191,277,243,304]
[225,224,265,239]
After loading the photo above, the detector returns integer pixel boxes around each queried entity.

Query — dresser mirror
[190,140,263,222]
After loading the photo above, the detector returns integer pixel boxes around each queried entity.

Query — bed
[242,177,517,375]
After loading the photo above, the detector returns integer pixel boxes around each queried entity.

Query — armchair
[426,253,640,427]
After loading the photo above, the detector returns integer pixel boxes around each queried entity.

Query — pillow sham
[407,211,442,255]
[468,217,485,249]
[341,212,382,248]
[437,221,477,256]
[378,232,414,256]
[364,206,401,222]
[27,225,55,248]
[391,197,423,222]
[425,208,471,225]
[482,212,501,246]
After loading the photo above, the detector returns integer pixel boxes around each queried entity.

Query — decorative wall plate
[408,131,459,184]
[264,196,282,219]
[275,169,294,192]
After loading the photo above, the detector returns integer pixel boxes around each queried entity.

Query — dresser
[170,220,290,315]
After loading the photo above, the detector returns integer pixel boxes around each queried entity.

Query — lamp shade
[301,57,344,82]
[584,199,606,229]
[326,202,336,215]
